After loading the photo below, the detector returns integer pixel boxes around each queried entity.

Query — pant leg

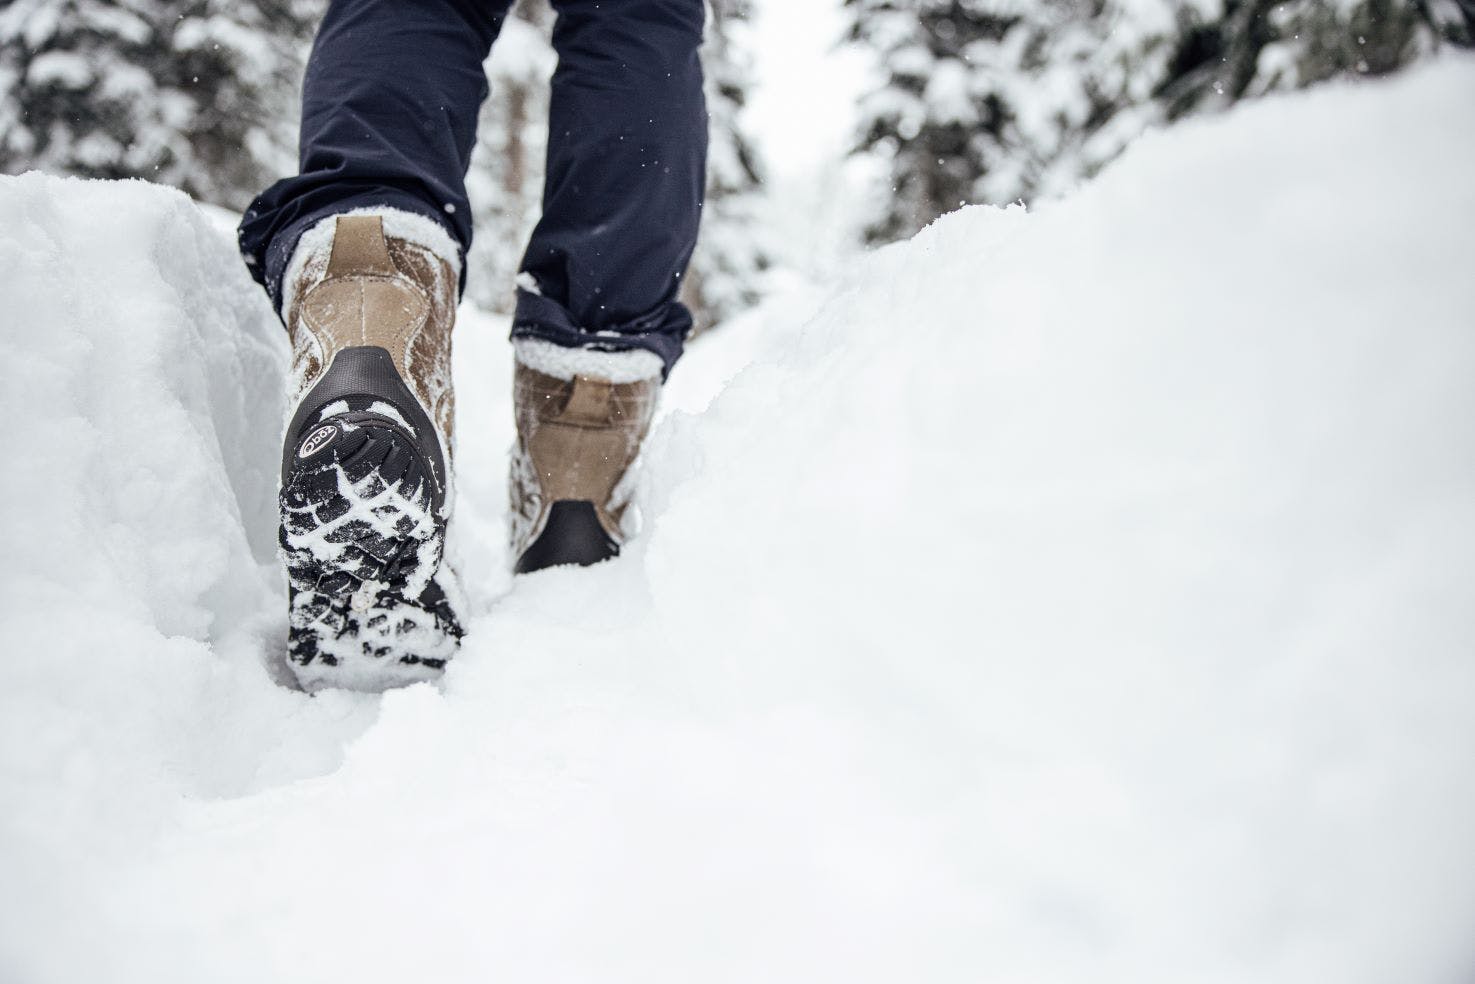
[238,0,514,310]
[511,0,708,377]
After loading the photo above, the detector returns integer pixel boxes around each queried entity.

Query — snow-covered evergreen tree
[1154,0,1470,120]
[846,0,1028,244]
[0,0,319,209]
[849,0,1472,242]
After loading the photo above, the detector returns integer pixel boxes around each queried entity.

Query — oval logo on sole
[298,423,340,459]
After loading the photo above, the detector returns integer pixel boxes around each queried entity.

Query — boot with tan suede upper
[509,341,662,573]
[277,211,464,691]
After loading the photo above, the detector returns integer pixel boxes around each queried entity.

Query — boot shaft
[510,349,661,571]
[284,213,459,455]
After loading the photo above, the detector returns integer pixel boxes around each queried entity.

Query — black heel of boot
[514,500,620,573]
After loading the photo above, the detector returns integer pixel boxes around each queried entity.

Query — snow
[745,0,869,182]
[3,59,1475,982]
[924,58,979,124]
[744,0,879,283]
[487,14,557,80]
[23,50,91,88]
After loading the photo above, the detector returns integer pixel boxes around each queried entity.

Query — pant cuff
[512,338,664,383]
[510,289,690,380]
[251,190,465,314]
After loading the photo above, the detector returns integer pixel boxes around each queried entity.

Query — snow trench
[2,60,1474,984]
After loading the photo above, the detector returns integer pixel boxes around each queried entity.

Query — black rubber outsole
[280,406,462,689]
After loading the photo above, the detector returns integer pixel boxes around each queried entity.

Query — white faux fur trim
[513,338,664,383]
[280,206,462,315]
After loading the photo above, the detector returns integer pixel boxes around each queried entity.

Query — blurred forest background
[0,0,1470,328]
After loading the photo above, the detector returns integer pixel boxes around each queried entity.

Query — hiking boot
[277,211,464,691]
[509,339,662,573]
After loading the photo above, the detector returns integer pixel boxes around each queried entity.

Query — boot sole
[279,348,461,692]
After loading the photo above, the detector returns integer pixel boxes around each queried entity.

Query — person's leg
[239,0,514,309]
[245,0,514,690]
[511,0,708,375]
[508,0,707,573]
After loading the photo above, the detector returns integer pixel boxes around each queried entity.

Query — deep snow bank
[0,178,387,976]
[3,60,1475,984]
[0,175,293,815]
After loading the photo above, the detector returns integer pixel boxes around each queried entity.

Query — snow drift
[2,60,1474,983]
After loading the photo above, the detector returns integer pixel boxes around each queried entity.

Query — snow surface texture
[3,62,1475,982]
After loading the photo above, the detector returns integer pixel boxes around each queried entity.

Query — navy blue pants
[238,0,708,375]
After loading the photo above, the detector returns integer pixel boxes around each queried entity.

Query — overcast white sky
[742,0,872,182]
